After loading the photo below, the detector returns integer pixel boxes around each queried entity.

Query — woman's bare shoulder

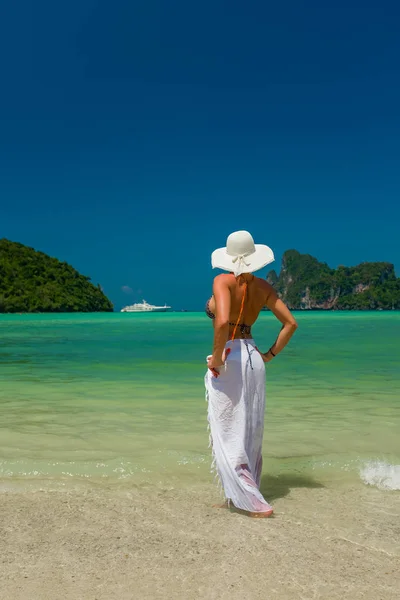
[255,276,276,299]
[213,273,233,286]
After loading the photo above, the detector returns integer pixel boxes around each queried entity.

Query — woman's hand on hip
[207,348,231,377]
[255,347,273,363]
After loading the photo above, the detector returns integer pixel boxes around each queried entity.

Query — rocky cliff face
[266,250,399,310]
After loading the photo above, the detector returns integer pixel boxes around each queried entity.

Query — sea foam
[360,460,400,491]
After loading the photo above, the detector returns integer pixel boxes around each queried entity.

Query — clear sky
[1,1,399,310]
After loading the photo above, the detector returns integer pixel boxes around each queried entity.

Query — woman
[205,230,298,518]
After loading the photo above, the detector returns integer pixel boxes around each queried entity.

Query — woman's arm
[258,287,298,362]
[208,275,231,369]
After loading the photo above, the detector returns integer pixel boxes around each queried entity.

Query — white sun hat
[211,230,275,276]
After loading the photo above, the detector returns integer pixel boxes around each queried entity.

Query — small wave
[360,460,400,491]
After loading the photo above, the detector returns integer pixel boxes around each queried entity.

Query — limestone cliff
[266,250,399,310]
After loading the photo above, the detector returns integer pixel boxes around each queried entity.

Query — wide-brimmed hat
[211,230,274,276]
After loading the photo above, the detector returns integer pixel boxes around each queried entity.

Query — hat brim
[211,244,275,275]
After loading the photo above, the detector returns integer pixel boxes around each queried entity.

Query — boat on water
[121,300,172,313]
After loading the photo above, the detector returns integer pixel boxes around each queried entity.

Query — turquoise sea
[0,312,399,492]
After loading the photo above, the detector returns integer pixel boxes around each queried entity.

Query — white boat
[121,300,171,313]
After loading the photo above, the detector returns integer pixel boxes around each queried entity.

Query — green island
[0,239,113,313]
[267,250,400,310]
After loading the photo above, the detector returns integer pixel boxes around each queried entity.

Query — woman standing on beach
[205,231,298,517]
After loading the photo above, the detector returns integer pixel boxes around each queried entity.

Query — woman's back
[229,274,270,326]
[208,273,272,337]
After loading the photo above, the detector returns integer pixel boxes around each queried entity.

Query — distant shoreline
[1,309,399,316]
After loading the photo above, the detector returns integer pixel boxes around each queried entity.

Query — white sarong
[205,339,273,513]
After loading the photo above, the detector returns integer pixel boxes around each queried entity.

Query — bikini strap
[231,281,247,341]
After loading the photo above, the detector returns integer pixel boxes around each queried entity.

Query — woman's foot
[232,506,274,518]
[248,508,274,518]
[213,501,274,518]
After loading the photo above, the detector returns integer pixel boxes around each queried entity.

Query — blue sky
[1,0,399,310]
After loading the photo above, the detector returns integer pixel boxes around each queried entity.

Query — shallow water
[0,312,399,491]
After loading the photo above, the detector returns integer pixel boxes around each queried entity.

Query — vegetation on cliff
[266,250,400,310]
[0,239,113,313]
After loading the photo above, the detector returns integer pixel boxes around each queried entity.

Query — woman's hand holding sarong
[207,348,231,378]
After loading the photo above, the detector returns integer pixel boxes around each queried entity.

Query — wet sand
[1,477,399,600]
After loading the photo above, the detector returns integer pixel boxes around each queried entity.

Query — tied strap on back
[230,280,254,370]
[231,281,247,341]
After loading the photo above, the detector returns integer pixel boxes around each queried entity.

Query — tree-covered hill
[266,250,400,310]
[0,239,113,313]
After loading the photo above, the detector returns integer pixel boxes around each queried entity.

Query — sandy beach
[1,478,399,600]
[1,314,399,599]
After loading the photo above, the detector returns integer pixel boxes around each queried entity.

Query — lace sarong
[205,339,273,513]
